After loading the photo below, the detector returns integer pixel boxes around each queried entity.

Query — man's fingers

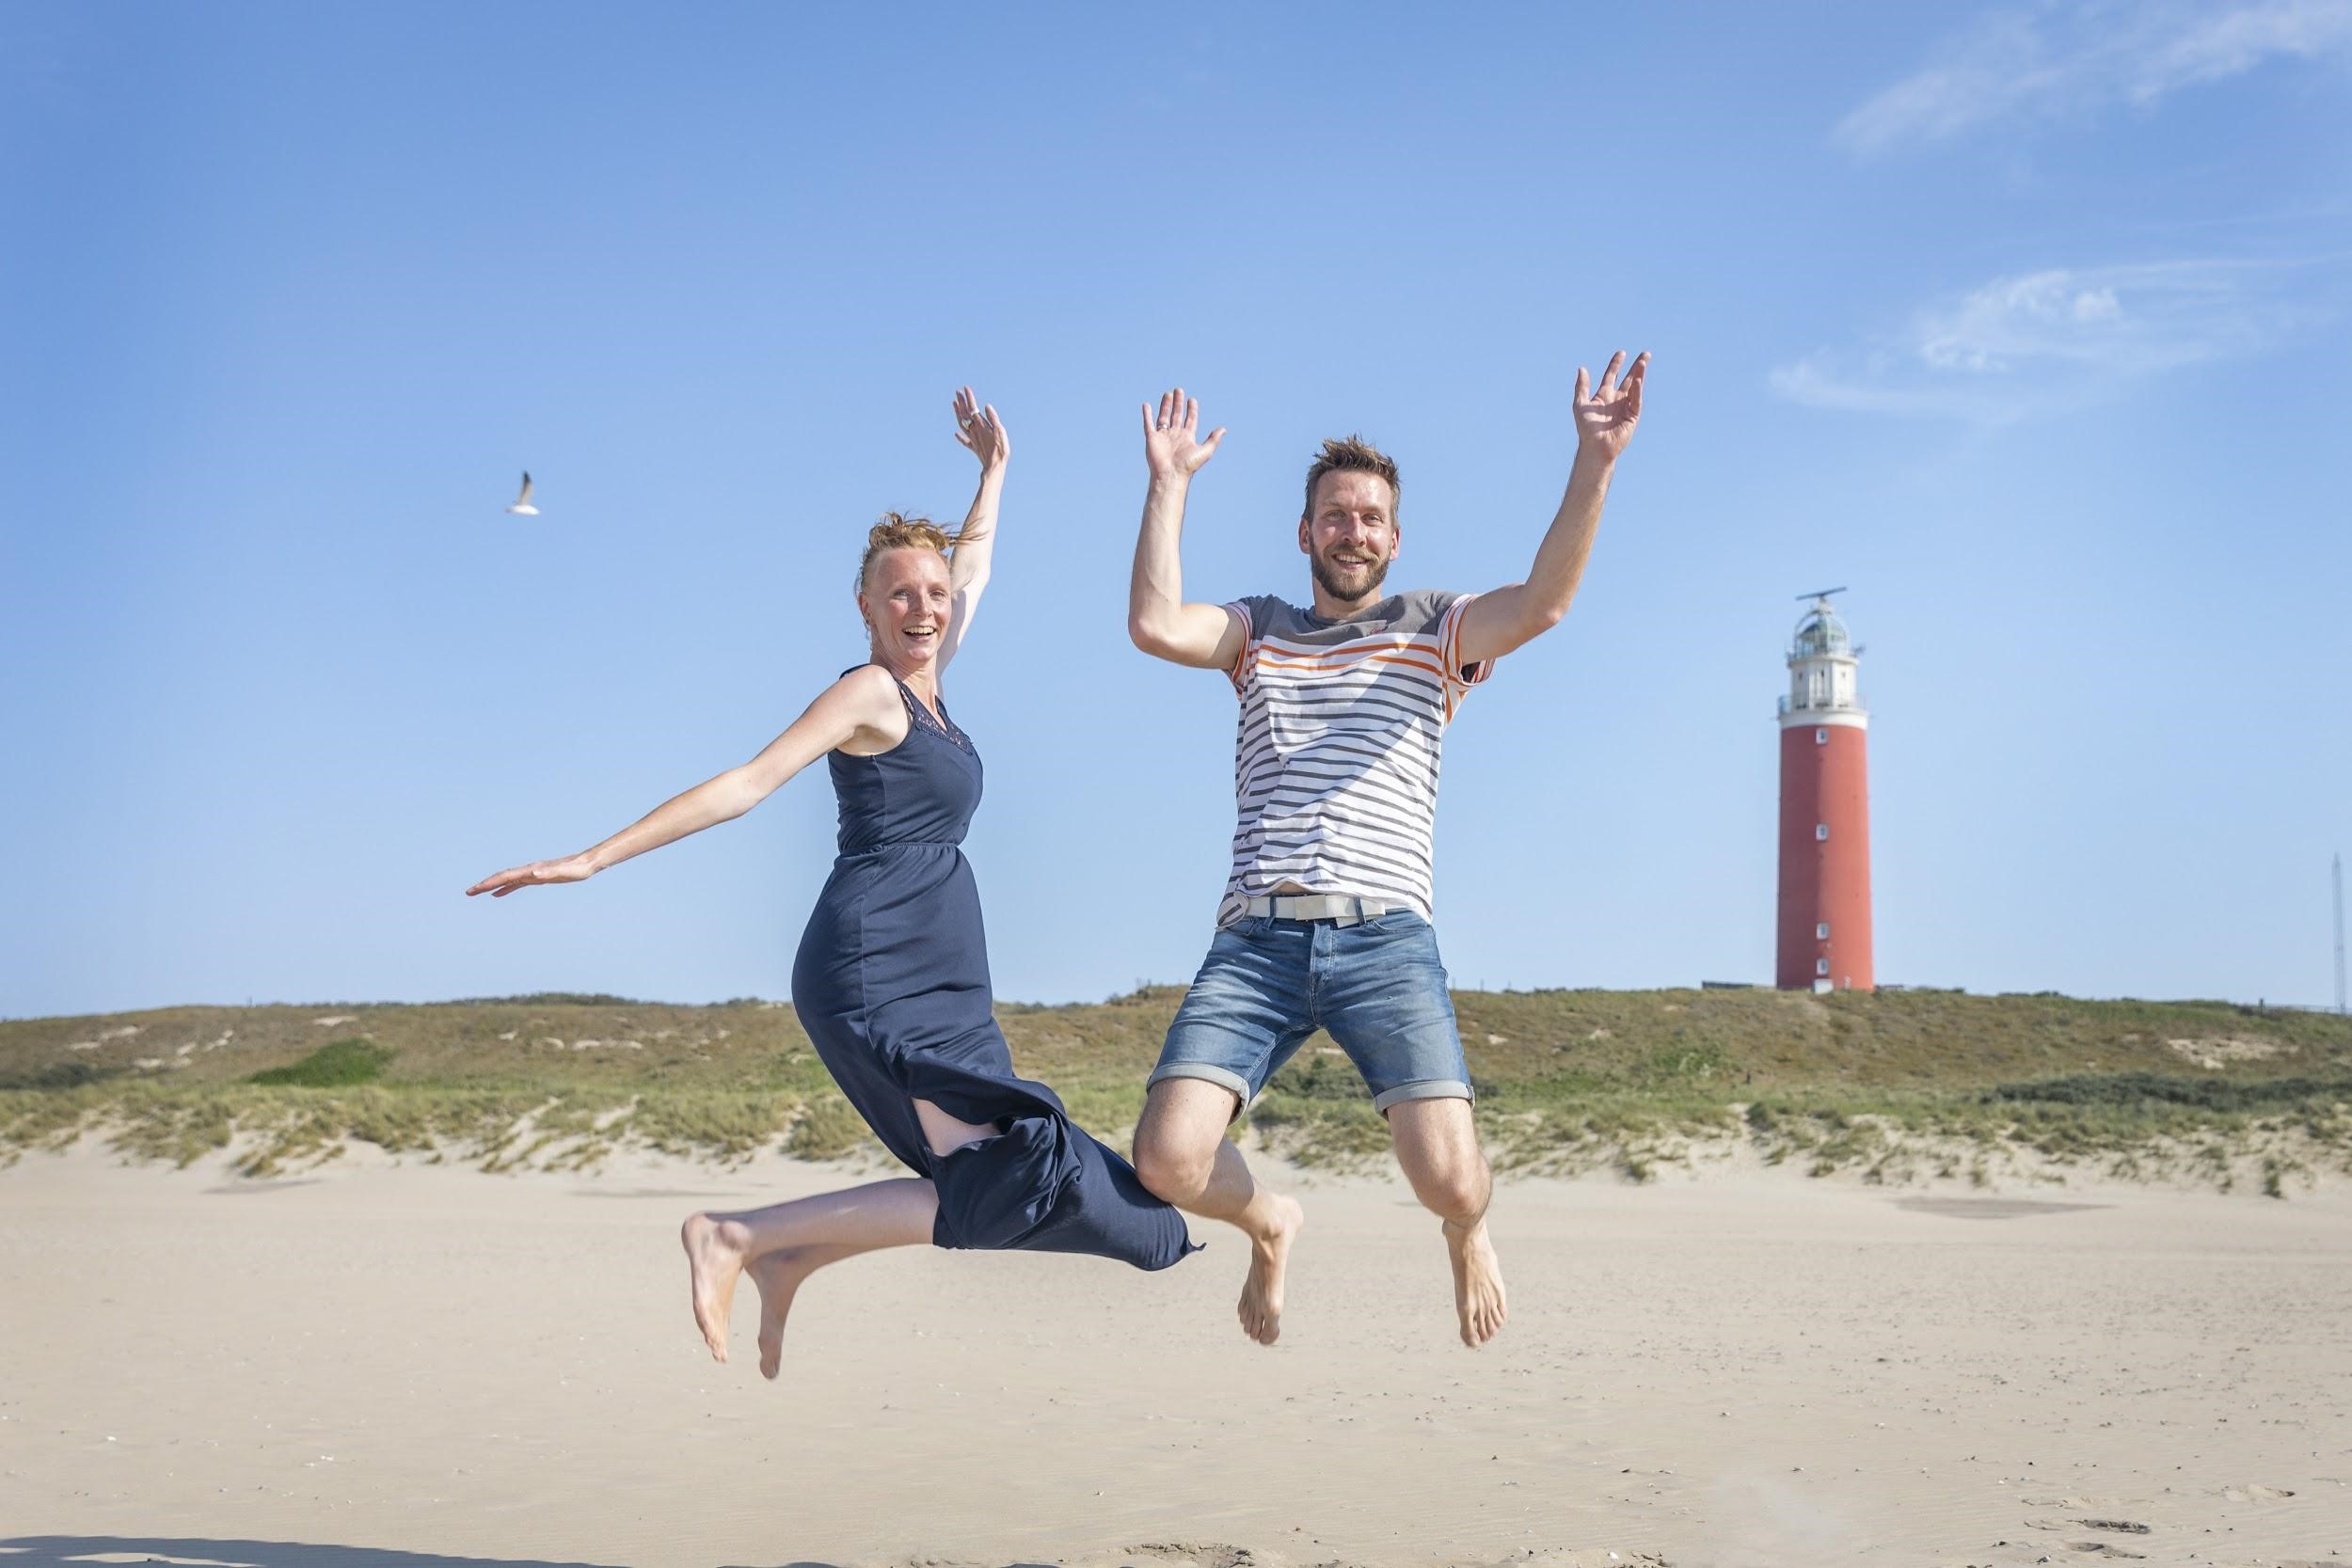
[1199,426,1227,461]
[1600,350,1627,391]
[1573,365,1591,404]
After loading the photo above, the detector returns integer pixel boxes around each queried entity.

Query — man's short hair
[1303,436,1400,520]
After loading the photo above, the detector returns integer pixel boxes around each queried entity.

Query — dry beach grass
[4,988,2348,1189]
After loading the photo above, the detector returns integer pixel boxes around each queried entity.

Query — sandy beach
[1,1148,2345,1568]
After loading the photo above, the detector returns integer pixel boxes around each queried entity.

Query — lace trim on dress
[895,677,974,753]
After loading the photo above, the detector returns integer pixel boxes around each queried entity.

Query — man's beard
[1311,548,1391,605]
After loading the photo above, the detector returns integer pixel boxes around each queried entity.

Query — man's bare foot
[744,1246,830,1380]
[1237,1194,1305,1346]
[680,1212,748,1361]
[1443,1216,1507,1347]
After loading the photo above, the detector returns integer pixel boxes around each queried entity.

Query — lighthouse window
[1816,958,1831,976]
[1816,922,1830,940]
[1815,823,1829,841]
[1815,728,1827,745]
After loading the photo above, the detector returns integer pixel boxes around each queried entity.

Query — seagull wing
[506,471,538,515]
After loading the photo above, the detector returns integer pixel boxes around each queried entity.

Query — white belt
[1242,894,1396,927]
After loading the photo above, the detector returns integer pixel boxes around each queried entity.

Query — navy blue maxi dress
[789,673,1196,1270]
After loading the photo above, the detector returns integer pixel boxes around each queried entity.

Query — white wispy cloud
[1836,0,2352,154]
[1769,260,2324,420]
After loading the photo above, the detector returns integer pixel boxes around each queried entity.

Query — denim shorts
[1151,908,1472,1114]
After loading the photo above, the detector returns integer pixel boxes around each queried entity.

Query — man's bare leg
[682,1096,992,1364]
[1132,1077,1305,1345]
[1388,1097,1506,1347]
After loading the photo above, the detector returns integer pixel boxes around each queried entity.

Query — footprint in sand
[2026,1516,2153,1535]
[2222,1482,2297,1502]
[1124,1543,1263,1568]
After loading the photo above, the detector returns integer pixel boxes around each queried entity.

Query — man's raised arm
[1456,351,1649,669]
[1128,387,1246,671]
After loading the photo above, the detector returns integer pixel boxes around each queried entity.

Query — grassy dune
[4,988,2348,1189]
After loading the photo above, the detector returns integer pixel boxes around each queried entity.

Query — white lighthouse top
[1780,592,1867,728]
[1791,601,1851,658]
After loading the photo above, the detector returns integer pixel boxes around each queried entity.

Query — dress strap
[891,673,971,752]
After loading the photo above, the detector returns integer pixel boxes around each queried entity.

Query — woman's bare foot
[680,1212,748,1361]
[745,1245,843,1380]
[1443,1216,1507,1347]
[1237,1194,1305,1346]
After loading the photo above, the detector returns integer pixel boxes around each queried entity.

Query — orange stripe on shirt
[1251,647,1452,682]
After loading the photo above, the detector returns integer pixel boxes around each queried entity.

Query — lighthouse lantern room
[1776,590,1874,992]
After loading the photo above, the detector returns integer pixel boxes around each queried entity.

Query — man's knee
[1406,1158,1490,1225]
[1132,1135,1214,1205]
[1389,1097,1489,1223]
[1132,1080,1236,1204]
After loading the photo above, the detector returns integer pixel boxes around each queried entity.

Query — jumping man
[1123,352,1649,1347]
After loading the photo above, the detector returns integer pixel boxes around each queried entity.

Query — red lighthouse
[1776,591,1873,992]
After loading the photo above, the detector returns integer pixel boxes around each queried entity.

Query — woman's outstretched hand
[467,854,596,897]
[952,385,1009,469]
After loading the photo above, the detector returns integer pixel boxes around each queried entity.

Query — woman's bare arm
[466,665,904,897]
[939,385,1008,673]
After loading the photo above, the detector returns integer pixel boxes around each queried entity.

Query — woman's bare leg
[745,1242,875,1378]
[680,1097,998,1364]
[682,1179,937,1361]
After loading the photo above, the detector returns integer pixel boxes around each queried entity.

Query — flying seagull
[506,472,539,516]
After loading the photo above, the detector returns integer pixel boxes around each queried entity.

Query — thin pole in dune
[2332,851,2345,1016]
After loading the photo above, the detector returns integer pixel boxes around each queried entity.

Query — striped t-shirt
[1215,590,1494,927]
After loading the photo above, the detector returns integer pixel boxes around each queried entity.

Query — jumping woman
[467,388,1193,1376]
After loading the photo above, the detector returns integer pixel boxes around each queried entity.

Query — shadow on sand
[0,1539,1065,1568]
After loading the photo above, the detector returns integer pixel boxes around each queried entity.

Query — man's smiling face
[1300,469,1399,609]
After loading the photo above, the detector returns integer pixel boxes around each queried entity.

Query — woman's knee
[914,1097,997,1159]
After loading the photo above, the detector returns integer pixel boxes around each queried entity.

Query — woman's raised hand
[467,853,596,898]
[952,386,1009,469]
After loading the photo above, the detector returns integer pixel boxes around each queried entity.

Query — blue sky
[5,1,2349,1018]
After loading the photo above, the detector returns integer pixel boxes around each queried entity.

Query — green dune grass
[3,987,2346,1186]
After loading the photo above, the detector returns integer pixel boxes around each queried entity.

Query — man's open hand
[1573,351,1648,460]
[1142,387,1226,481]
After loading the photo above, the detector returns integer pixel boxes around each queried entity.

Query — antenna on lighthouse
[1796,586,1848,603]
[2334,852,2346,1015]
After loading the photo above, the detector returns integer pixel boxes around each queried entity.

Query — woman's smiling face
[860,546,954,669]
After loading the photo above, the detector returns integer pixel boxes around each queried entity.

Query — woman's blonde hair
[857,511,985,591]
